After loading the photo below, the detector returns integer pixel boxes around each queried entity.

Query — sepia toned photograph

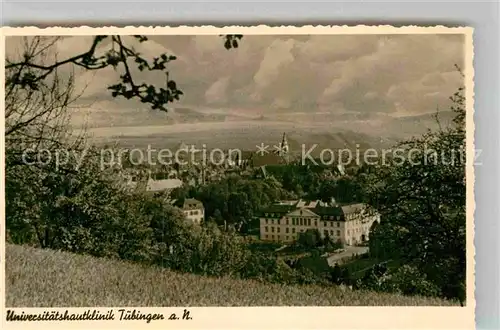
[2,26,474,328]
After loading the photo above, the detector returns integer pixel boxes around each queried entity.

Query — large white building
[259,199,380,246]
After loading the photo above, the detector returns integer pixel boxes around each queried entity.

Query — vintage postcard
[1,25,475,329]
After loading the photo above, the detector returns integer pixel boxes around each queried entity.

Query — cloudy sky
[6,34,465,138]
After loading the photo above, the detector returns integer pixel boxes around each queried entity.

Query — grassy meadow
[5,244,457,307]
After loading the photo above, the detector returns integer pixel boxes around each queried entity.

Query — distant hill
[85,108,460,153]
[386,111,456,139]
[6,244,456,307]
[90,124,392,155]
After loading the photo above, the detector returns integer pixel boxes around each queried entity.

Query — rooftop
[146,178,183,192]
[259,200,374,220]
[182,198,204,210]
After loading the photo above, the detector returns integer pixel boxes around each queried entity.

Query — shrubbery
[5,151,302,283]
[355,264,440,297]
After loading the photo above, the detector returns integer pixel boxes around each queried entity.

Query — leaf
[167,80,177,90]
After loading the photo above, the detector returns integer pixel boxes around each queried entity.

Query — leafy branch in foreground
[6,34,243,112]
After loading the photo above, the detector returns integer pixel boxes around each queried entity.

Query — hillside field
[5,244,457,307]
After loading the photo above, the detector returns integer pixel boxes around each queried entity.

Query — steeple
[277,132,289,156]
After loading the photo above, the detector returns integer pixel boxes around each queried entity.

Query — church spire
[280,132,289,155]
[275,132,289,157]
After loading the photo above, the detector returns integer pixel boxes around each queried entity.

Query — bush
[297,229,322,249]
[356,264,440,298]
[382,265,440,297]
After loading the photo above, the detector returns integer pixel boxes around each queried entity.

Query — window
[271,227,275,233]
[307,219,311,226]
[286,219,289,225]
[265,219,268,224]
[272,235,274,239]
[314,221,317,226]
[330,230,334,235]
[337,222,340,227]
[292,218,296,225]
[292,228,296,234]
[286,228,289,233]
[323,222,327,227]
[337,230,340,236]
[286,236,289,240]
[324,229,328,236]
[330,222,333,227]
[265,227,268,232]
[277,227,280,233]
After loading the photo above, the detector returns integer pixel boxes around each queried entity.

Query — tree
[5,33,245,265]
[297,229,322,249]
[362,73,466,302]
[329,263,343,284]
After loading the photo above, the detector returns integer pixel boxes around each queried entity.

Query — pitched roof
[260,204,296,216]
[182,198,204,210]
[340,203,367,214]
[146,178,183,192]
[296,199,320,208]
[259,200,374,220]
[286,207,320,217]
[313,205,344,216]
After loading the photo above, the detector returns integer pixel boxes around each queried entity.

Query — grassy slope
[5,244,457,307]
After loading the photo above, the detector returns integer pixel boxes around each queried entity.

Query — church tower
[275,132,289,158]
[280,132,289,155]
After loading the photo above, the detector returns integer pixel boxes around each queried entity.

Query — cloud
[6,34,466,137]
[205,76,230,104]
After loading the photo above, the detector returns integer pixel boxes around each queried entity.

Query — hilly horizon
[81,108,457,154]
[87,122,396,153]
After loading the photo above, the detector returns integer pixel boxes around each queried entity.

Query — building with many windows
[258,199,380,245]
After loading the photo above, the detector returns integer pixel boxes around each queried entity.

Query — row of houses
[258,199,380,246]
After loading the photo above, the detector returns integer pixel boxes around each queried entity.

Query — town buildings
[258,199,380,246]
